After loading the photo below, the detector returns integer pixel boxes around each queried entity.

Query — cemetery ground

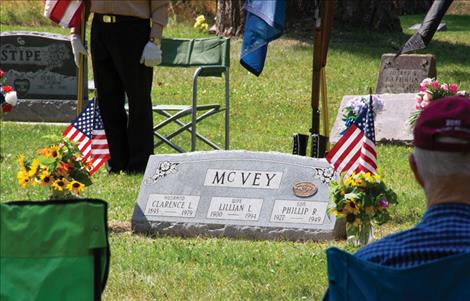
[1,14,470,300]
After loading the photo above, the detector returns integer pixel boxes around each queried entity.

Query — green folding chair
[154,37,230,152]
[1,199,110,301]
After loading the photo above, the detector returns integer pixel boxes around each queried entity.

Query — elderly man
[71,0,168,174]
[354,96,470,268]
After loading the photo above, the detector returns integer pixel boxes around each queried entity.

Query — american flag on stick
[63,100,110,175]
[44,0,83,28]
[326,95,377,176]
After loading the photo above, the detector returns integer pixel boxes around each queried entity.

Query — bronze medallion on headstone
[292,182,318,198]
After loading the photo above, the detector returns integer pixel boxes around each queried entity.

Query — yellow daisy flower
[343,200,360,215]
[39,169,53,186]
[52,178,68,191]
[17,170,30,188]
[28,159,40,177]
[67,180,85,195]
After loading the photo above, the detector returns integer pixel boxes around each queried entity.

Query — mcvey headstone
[376,54,436,94]
[0,32,77,122]
[330,93,415,144]
[132,151,343,241]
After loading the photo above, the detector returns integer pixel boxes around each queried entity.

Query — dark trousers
[90,14,154,173]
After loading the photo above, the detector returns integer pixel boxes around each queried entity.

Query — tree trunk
[215,0,245,37]
[334,0,402,32]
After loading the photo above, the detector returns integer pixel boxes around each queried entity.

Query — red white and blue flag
[326,96,377,176]
[63,100,110,175]
[44,0,83,28]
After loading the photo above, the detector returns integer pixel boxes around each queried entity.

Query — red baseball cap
[413,96,470,152]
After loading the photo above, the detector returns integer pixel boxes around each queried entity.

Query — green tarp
[1,199,110,301]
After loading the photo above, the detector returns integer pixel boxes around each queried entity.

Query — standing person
[354,96,470,268]
[71,0,168,174]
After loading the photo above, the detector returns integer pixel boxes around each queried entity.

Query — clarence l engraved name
[144,194,200,217]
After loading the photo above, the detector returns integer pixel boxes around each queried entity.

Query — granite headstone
[0,31,78,122]
[376,54,436,94]
[330,93,416,144]
[132,151,343,241]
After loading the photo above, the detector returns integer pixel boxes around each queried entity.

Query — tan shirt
[85,0,168,38]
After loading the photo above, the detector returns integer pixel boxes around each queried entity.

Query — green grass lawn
[1,14,469,300]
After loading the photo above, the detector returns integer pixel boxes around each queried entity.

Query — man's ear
[409,153,425,188]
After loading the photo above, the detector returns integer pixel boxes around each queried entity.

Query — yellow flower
[196,15,205,23]
[28,159,40,177]
[373,174,381,182]
[39,169,53,186]
[18,154,26,171]
[52,178,68,191]
[67,180,85,195]
[363,172,373,182]
[331,208,344,217]
[343,200,360,215]
[17,170,30,188]
[355,178,367,188]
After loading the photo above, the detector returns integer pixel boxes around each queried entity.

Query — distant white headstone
[330,93,416,144]
[132,151,344,241]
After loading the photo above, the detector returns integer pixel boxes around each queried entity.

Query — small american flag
[327,95,377,176]
[63,100,110,175]
[44,0,83,28]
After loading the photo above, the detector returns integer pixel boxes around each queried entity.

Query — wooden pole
[311,0,334,156]
[76,10,86,116]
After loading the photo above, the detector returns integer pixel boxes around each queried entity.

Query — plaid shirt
[355,203,470,268]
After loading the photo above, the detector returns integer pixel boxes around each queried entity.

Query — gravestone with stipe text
[132,151,344,241]
[376,54,436,94]
[0,31,78,122]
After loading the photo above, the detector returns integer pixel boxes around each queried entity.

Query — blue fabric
[324,247,470,301]
[240,0,285,76]
[355,203,470,268]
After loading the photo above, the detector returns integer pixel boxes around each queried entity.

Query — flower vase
[346,221,373,247]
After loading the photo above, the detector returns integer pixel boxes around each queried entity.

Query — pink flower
[441,83,449,91]
[415,95,423,103]
[415,103,421,110]
[379,199,389,209]
[432,80,440,89]
[421,99,430,108]
[0,69,4,79]
[421,78,432,86]
[418,84,427,92]
[450,83,458,94]
[423,92,433,102]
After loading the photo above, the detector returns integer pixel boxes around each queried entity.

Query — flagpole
[76,9,86,116]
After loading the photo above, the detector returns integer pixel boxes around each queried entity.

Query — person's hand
[140,42,162,67]
[70,34,87,67]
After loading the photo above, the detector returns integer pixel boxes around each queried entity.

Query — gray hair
[413,147,470,177]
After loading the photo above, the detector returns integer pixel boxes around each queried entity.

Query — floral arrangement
[409,78,467,128]
[0,69,18,114]
[329,172,398,246]
[194,15,209,32]
[341,95,384,131]
[18,138,93,199]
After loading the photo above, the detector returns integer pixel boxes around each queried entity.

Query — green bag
[1,199,110,301]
